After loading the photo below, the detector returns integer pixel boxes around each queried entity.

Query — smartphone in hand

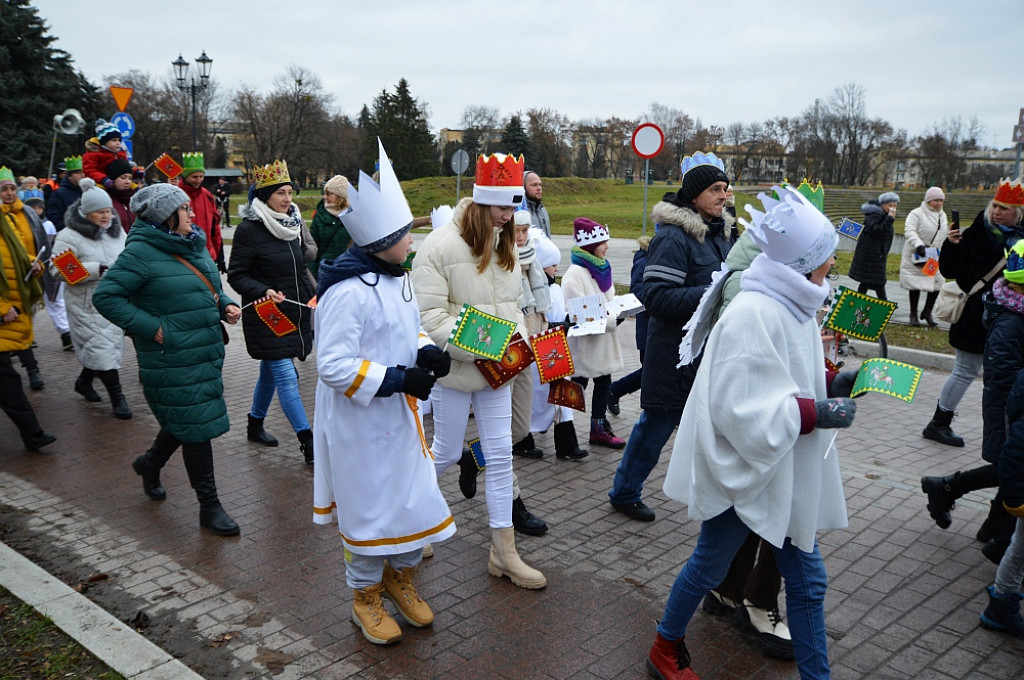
[951,210,960,229]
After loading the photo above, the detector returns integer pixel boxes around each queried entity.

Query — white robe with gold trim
[312,272,456,556]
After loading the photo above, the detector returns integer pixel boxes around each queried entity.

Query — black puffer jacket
[939,210,1019,354]
[998,367,1024,507]
[640,196,734,411]
[227,208,314,361]
[848,201,893,286]
[982,284,1024,464]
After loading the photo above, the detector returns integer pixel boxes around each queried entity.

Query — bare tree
[525,108,572,176]
[913,116,984,188]
[644,103,695,181]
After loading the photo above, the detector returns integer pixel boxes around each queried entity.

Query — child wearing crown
[562,217,627,449]
[311,140,455,646]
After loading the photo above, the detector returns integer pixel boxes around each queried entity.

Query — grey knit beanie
[131,183,189,226]
[78,178,112,215]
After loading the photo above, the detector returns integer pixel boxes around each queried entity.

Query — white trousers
[44,283,69,335]
[431,383,514,528]
[530,364,573,433]
[345,548,421,589]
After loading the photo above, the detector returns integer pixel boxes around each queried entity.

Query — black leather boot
[297,428,314,465]
[512,433,544,458]
[131,429,179,501]
[920,472,965,529]
[246,414,278,447]
[97,369,132,419]
[74,368,101,402]
[553,421,588,460]
[922,402,964,447]
[183,442,239,536]
[512,496,548,536]
[457,447,480,499]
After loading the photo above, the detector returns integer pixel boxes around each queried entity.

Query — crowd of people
[6,120,1024,678]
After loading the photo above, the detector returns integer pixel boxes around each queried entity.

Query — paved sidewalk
[1,245,1021,679]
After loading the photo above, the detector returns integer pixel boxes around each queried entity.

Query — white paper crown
[575,222,610,248]
[430,204,454,230]
[341,138,414,248]
[740,185,838,274]
[679,151,725,178]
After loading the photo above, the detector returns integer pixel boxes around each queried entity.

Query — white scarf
[517,237,551,314]
[741,253,830,323]
[250,198,303,242]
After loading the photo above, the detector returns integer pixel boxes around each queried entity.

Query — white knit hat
[78,178,112,215]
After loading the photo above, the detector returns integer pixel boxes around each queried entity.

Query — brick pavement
[1,263,1023,679]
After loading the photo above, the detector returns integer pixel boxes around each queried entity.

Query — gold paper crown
[64,155,83,171]
[993,178,1024,208]
[253,160,291,190]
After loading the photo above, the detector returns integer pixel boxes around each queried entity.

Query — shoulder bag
[933,257,1005,324]
[173,254,230,345]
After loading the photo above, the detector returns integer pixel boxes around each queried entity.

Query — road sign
[111,112,135,139]
[631,123,664,159]
[109,86,134,112]
[1018,108,1024,127]
[451,149,470,175]
[1014,125,1024,144]
[122,139,134,162]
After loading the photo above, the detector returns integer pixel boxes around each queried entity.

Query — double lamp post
[171,51,213,152]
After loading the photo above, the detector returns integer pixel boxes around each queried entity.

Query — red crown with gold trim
[994,178,1024,208]
[253,160,291,190]
[473,153,525,206]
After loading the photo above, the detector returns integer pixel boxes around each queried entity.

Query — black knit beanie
[106,158,134,180]
[677,164,729,205]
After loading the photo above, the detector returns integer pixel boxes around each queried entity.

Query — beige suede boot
[352,583,402,645]
[382,563,434,627]
[488,527,547,589]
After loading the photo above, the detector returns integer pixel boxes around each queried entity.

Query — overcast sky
[37,0,1023,149]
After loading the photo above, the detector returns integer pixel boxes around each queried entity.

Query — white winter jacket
[561,264,623,378]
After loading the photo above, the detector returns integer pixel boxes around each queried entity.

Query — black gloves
[417,345,451,378]
[829,371,857,398]
[814,398,857,429]
[915,245,927,258]
[401,367,436,400]
[216,252,228,274]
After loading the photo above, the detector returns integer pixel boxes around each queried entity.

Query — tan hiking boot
[352,583,402,645]
[487,527,547,589]
[382,563,434,627]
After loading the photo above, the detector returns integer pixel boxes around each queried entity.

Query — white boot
[488,527,546,589]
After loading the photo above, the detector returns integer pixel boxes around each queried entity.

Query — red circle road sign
[631,123,664,158]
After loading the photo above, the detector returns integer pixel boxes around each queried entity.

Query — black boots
[920,472,964,529]
[512,496,548,536]
[298,429,314,465]
[922,402,964,447]
[457,447,479,499]
[512,433,544,458]
[183,443,239,536]
[27,367,44,390]
[74,368,102,402]
[131,430,179,501]
[553,421,588,460]
[246,414,278,447]
[97,369,132,419]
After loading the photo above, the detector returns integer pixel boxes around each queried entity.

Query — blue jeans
[608,408,681,505]
[250,359,310,433]
[659,507,830,679]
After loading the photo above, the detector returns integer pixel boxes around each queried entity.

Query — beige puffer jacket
[412,197,524,393]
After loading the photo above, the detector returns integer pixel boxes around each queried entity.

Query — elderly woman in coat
[94,183,242,536]
[899,187,948,326]
[53,178,130,418]
[848,190,899,300]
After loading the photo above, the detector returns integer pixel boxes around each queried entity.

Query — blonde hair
[461,202,516,273]
[986,200,1024,226]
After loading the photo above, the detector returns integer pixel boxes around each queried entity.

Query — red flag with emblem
[52,249,90,285]
[153,153,183,179]
[253,297,297,337]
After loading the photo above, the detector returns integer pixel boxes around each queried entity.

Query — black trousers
[0,351,41,440]
[714,532,782,609]
[572,374,612,420]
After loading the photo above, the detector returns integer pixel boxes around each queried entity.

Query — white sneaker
[734,599,795,660]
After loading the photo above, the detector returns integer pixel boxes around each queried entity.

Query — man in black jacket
[608,153,734,521]
[45,157,84,231]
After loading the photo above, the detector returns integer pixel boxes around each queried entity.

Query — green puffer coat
[93,222,236,443]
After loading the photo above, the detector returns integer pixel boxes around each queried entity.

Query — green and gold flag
[824,286,897,341]
[447,304,517,361]
[851,358,923,402]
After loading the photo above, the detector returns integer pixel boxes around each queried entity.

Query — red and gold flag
[253,297,297,337]
[153,153,183,179]
[52,249,90,285]
[547,378,586,412]
[474,333,535,389]
[529,327,574,383]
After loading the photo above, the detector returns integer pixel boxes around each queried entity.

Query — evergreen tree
[501,115,532,163]
[360,79,437,179]
[0,1,101,176]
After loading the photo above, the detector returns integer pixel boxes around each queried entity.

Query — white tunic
[663,289,848,552]
[312,271,456,556]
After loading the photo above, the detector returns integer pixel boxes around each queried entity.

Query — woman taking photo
[412,153,546,589]
[54,178,130,418]
[228,160,316,464]
[94,183,242,536]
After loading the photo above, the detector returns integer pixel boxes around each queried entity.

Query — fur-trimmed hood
[650,199,735,244]
[861,200,885,216]
[64,200,123,240]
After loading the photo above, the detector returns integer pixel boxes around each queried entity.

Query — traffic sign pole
[451,149,470,204]
[631,123,665,236]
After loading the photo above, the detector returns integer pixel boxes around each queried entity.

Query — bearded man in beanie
[607,152,735,522]
[177,154,224,270]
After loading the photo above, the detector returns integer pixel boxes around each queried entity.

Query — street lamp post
[172,51,213,152]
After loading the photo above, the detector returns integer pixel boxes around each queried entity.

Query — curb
[848,338,955,372]
[0,541,204,680]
